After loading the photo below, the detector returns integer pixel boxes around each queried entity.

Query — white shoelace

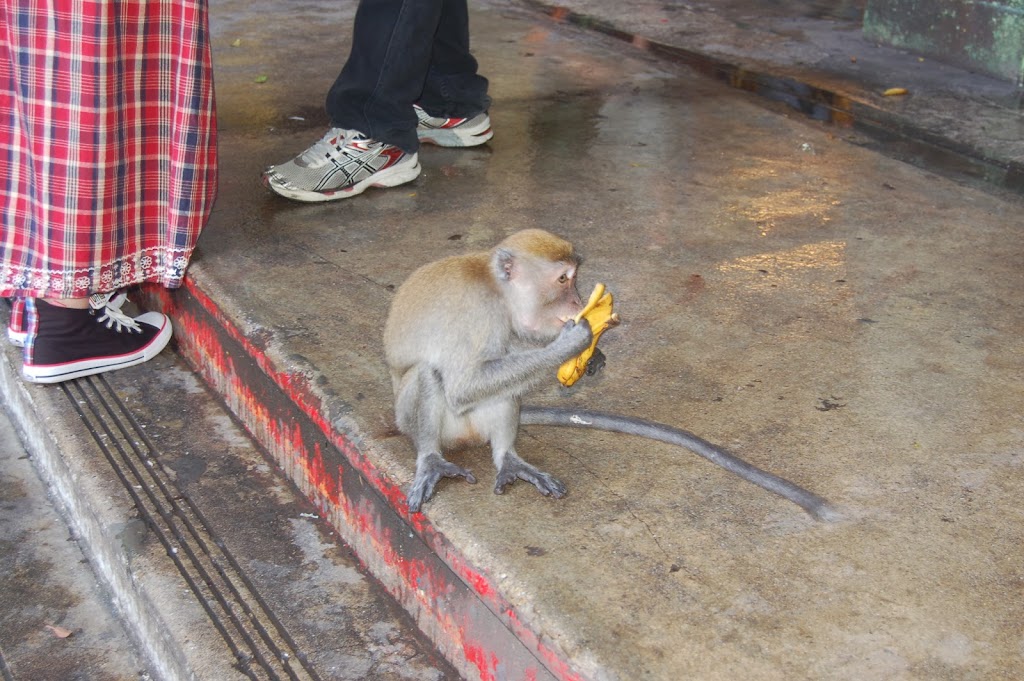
[298,127,361,165]
[89,292,141,334]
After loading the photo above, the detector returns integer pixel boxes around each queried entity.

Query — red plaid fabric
[0,0,217,298]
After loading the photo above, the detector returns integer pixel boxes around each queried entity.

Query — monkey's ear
[493,248,516,281]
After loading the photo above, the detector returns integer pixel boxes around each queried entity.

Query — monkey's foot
[407,453,477,513]
[494,454,567,499]
[558,283,620,387]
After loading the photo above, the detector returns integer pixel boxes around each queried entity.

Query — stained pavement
[2,0,1022,679]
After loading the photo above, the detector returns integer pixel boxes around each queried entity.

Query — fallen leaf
[254,75,269,84]
[882,87,908,96]
[45,624,74,639]
[230,38,242,47]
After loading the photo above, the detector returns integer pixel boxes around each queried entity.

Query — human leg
[413,0,492,147]
[0,0,216,298]
[418,0,491,119]
[264,0,494,200]
[1,0,215,382]
[327,0,490,145]
[264,0,439,202]
[326,0,447,152]
[6,298,27,347]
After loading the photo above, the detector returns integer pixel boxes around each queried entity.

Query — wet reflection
[737,187,840,237]
[718,240,846,288]
[541,1,858,125]
[715,241,852,337]
[490,20,699,249]
[719,148,844,237]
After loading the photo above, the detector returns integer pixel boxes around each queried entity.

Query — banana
[558,282,620,387]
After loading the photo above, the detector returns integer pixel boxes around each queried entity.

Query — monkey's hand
[558,283,620,387]
[407,453,477,513]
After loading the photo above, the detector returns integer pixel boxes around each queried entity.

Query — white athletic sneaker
[415,104,493,147]
[263,128,421,202]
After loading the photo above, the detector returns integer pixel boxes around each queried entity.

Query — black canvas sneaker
[8,291,128,348]
[22,296,172,384]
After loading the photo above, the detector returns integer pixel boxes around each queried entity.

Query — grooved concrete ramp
[0,339,459,680]
[0,406,149,680]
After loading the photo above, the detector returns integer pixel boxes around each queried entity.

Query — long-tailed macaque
[383,229,838,521]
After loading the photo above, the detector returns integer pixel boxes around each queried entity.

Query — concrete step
[0,336,458,681]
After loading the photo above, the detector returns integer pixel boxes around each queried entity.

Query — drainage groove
[60,374,322,681]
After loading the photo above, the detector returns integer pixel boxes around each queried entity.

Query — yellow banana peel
[558,283,621,387]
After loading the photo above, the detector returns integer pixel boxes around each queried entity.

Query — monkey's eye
[558,273,569,284]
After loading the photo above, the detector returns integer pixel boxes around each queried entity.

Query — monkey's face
[509,258,584,342]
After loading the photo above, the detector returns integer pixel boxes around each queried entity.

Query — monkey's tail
[520,406,840,522]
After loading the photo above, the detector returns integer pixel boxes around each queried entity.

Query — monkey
[384,229,592,513]
[383,229,839,522]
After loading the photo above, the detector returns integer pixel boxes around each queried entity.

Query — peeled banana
[558,283,620,387]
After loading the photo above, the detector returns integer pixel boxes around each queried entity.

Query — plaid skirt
[0,0,217,299]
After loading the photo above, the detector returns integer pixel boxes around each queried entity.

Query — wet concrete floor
[0,332,463,680]
[183,0,1024,678]
[531,0,1024,193]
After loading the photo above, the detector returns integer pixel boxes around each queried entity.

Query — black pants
[326,0,491,152]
